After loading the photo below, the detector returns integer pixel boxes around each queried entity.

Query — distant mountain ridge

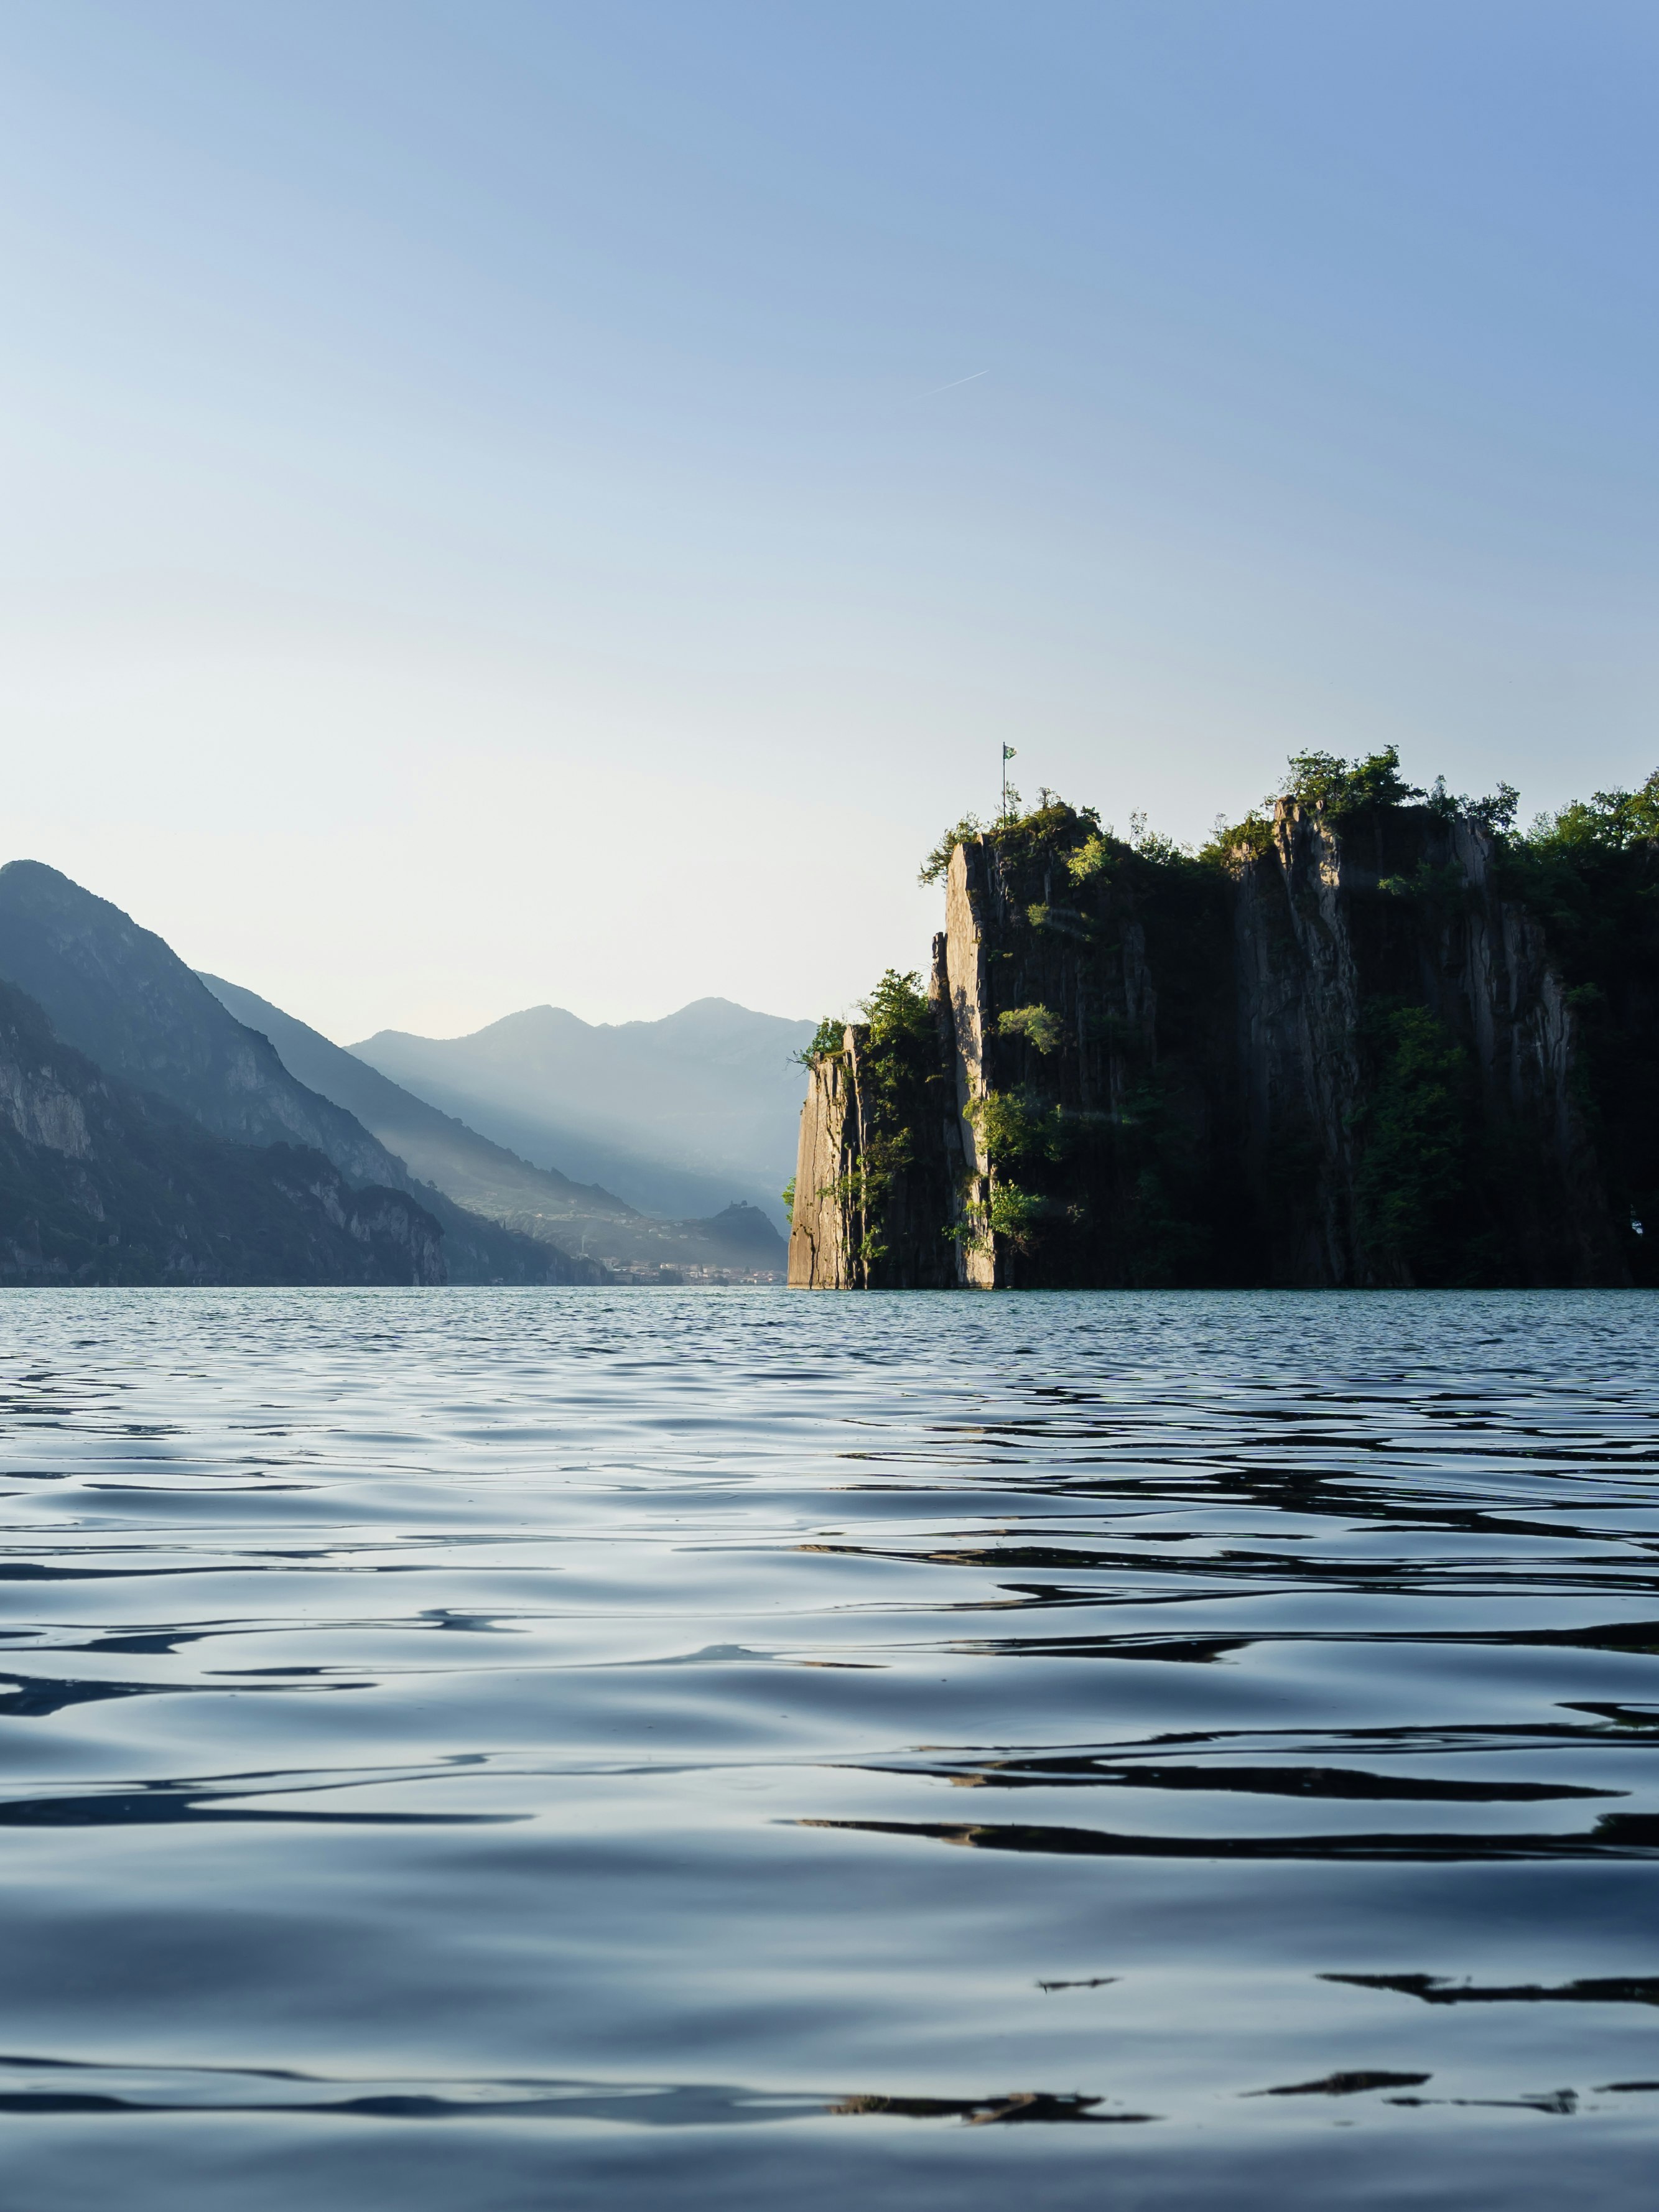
[353,997,815,1224]
[0,862,600,1285]
[202,975,788,1280]
[198,974,634,1225]
[0,858,794,1285]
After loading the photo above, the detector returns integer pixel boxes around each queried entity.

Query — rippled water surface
[3,1288,1659,2209]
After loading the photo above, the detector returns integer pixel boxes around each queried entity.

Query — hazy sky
[6,2,1659,1039]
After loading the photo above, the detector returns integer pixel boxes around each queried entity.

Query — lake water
[2,1288,1658,2210]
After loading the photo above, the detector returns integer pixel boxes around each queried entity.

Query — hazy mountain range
[352,1000,814,1222]
[0,858,800,1286]
[198,976,792,1276]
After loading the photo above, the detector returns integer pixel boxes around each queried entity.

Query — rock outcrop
[788,1005,962,1290]
[788,792,1650,1290]
[788,1038,859,1288]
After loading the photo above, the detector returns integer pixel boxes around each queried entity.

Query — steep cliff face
[788,1037,858,1288]
[941,845,995,1288]
[787,995,961,1290]
[929,829,1229,1285]
[0,981,447,1286]
[1237,802,1622,1286]
[789,792,1650,1290]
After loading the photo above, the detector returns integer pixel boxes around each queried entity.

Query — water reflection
[1325,1974,1659,2008]
[1249,2071,1431,2098]
[799,1813,1659,1859]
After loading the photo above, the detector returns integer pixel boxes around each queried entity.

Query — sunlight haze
[6,1,1658,1036]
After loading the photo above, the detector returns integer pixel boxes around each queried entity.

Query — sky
[4,1,1659,1039]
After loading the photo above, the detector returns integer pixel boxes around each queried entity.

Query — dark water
[2,1288,1658,2210]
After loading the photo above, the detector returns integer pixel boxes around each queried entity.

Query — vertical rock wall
[786,1018,962,1290]
[942,842,997,1287]
[1235,800,1623,1285]
[787,1029,858,1288]
[1444,820,1619,1280]
[1234,802,1366,1282]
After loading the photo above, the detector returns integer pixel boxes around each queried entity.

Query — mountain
[197,974,633,1225]
[0,978,445,1286]
[199,975,788,1280]
[0,861,396,1178]
[351,998,816,1224]
[0,862,599,1285]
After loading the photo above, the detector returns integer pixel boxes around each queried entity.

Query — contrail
[921,369,989,397]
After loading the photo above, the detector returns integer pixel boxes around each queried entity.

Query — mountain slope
[0,979,445,1286]
[353,997,814,1223]
[198,974,634,1226]
[0,862,600,1285]
[0,861,401,1179]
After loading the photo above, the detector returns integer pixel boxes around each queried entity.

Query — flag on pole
[1003,745,1018,760]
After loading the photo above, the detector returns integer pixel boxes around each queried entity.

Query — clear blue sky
[5,1,1658,1035]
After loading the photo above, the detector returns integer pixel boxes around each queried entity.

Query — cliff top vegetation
[797,968,933,1067]
[917,748,1657,893]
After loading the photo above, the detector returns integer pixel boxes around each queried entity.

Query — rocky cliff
[1232,801,1619,1286]
[786,987,961,1290]
[789,771,1657,1290]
